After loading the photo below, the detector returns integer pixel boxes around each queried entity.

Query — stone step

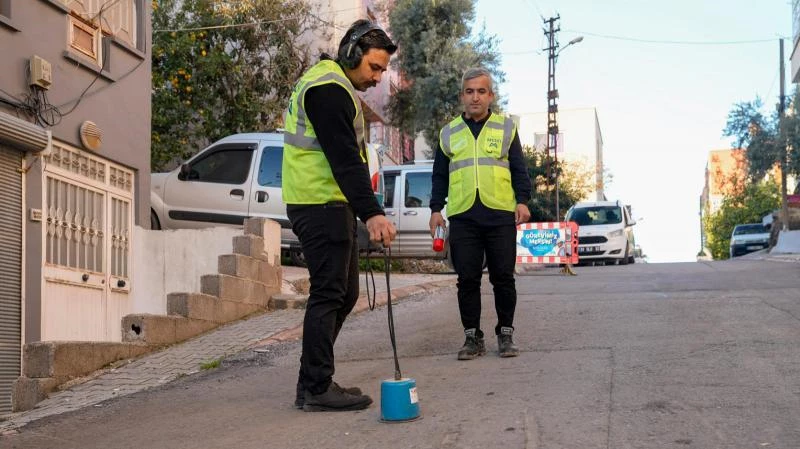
[121,314,219,345]
[200,273,278,306]
[22,341,153,382]
[13,377,59,412]
[243,217,281,264]
[268,293,308,310]
[218,253,281,288]
[167,292,265,322]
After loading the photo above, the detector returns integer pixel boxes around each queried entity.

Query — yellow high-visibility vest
[439,113,517,216]
[282,60,366,204]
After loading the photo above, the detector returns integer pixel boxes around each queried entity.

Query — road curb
[248,278,456,349]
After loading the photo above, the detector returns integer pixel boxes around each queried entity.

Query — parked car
[565,200,637,265]
[150,132,380,266]
[729,223,770,258]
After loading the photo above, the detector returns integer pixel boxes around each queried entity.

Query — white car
[150,132,380,266]
[565,200,637,265]
[729,223,770,258]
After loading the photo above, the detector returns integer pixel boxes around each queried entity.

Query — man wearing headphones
[282,20,397,412]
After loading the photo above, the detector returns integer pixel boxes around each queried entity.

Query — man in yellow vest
[283,20,397,412]
[429,67,532,360]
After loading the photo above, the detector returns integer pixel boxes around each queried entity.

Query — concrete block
[218,253,280,285]
[22,343,54,379]
[233,235,269,261]
[122,314,177,345]
[269,294,308,310]
[260,263,282,288]
[213,299,264,322]
[243,218,281,263]
[218,254,260,281]
[201,274,277,306]
[122,314,218,345]
[23,342,152,380]
[12,376,58,412]
[168,292,264,323]
[167,292,218,320]
[244,217,280,240]
[174,317,219,342]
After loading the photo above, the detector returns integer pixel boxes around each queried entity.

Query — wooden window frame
[68,14,102,66]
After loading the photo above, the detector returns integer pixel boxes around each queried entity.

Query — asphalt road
[3,259,800,449]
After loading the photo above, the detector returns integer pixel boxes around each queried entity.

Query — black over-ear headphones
[338,22,383,69]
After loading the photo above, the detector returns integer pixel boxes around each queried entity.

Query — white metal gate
[41,141,133,341]
[0,144,23,414]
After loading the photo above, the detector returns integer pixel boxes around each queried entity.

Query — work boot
[457,328,486,360]
[497,326,520,358]
[295,381,363,409]
[302,382,372,412]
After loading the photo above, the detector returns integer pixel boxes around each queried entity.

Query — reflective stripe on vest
[282,60,367,204]
[438,113,517,216]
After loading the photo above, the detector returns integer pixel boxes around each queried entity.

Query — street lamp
[549,35,583,220]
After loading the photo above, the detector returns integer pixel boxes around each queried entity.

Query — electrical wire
[764,68,781,104]
[363,244,401,380]
[522,0,545,20]
[562,29,790,46]
[57,0,148,114]
[383,246,402,381]
[364,250,378,311]
[503,30,790,56]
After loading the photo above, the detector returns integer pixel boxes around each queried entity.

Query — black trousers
[449,219,517,336]
[288,203,359,395]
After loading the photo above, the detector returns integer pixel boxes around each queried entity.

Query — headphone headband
[345,22,383,59]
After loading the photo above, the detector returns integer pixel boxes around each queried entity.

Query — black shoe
[457,328,486,360]
[295,381,363,409]
[302,382,372,412]
[498,326,520,357]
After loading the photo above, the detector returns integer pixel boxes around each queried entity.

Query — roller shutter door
[0,144,22,414]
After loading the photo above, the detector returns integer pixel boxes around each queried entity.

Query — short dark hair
[339,19,397,56]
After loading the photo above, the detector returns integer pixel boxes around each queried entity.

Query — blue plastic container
[380,377,420,422]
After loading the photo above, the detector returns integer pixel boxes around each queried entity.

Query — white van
[150,132,381,266]
[565,200,637,265]
[377,161,446,259]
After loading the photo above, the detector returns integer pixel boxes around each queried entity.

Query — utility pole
[779,39,789,232]
[543,16,561,220]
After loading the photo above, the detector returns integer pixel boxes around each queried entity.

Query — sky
[473,0,793,263]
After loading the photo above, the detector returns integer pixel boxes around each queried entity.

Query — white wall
[131,226,241,314]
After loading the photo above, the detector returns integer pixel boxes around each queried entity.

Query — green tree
[703,179,781,259]
[782,90,800,187]
[151,0,327,170]
[521,145,593,221]
[386,0,504,153]
[723,90,800,191]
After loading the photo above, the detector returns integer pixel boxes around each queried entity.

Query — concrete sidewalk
[0,267,455,433]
